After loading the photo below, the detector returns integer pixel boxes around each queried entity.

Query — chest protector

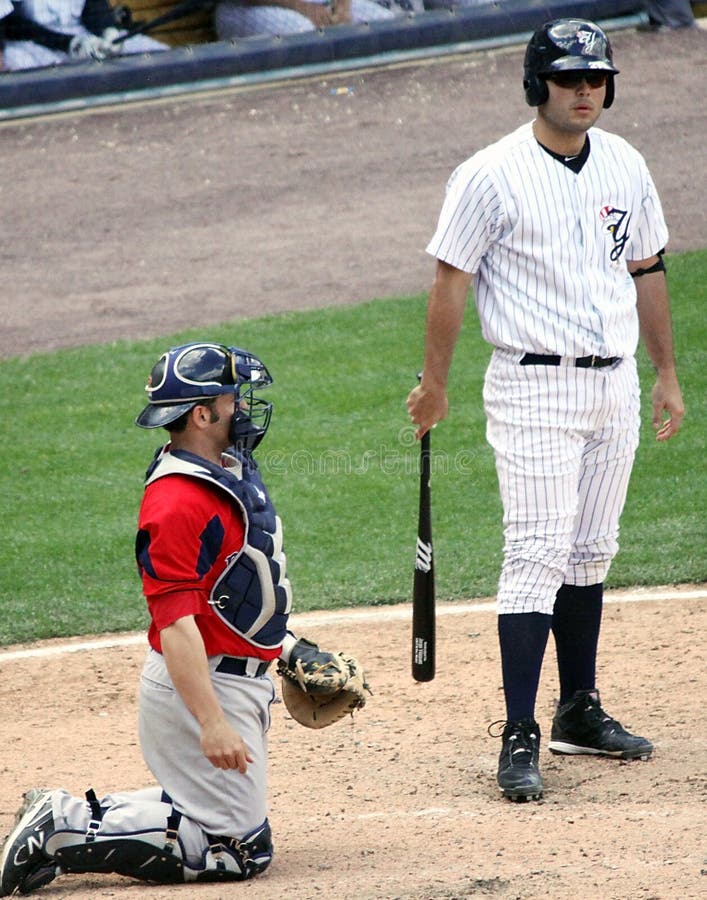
[145,447,292,649]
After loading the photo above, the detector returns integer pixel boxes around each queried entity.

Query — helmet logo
[577,28,600,55]
[547,20,609,60]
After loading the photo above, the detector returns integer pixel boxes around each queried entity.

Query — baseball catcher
[0,340,370,896]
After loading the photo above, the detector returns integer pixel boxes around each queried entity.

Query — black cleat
[0,789,59,896]
[495,718,543,802]
[548,690,653,760]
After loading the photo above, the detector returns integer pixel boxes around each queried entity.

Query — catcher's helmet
[135,341,273,452]
[524,19,619,108]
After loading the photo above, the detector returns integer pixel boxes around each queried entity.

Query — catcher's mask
[135,341,273,452]
[523,18,619,109]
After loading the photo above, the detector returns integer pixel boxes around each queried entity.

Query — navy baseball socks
[495,612,551,801]
[494,587,652,801]
[552,583,603,704]
[549,584,653,759]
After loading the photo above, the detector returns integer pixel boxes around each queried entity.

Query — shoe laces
[577,694,626,735]
[487,719,507,739]
[488,718,539,746]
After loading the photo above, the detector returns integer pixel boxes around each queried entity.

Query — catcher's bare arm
[161,616,253,773]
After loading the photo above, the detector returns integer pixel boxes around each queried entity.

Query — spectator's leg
[214,3,316,38]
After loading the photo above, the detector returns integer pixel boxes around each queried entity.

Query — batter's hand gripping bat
[412,378,435,682]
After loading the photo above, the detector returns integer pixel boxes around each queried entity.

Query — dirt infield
[1,21,706,900]
[1,25,706,358]
[1,587,705,899]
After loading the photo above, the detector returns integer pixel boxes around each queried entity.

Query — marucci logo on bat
[415,537,433,573]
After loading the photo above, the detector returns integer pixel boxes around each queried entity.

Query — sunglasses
[545,72,609,90]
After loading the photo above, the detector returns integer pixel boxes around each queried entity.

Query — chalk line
[0,586,703,664]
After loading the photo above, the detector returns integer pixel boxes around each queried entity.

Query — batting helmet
[523,19,619,108]
[135,341,273,452]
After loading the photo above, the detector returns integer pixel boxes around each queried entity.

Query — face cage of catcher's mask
[230,394,272,452]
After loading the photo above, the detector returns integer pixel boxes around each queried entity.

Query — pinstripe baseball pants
[483,349,640,615]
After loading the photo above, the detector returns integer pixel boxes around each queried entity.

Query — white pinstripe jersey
[427,121,669,358]
[0,0,12,19]
[14,0,85,29]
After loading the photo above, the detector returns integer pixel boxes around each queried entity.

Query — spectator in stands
[0,0,14,69]
[214,0,424,41]
[420,0,496,9]
[3,0,169,71]
[639,0,697,29]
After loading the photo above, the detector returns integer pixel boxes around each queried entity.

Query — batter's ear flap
[524,75,548,107]
[603,74,615,109]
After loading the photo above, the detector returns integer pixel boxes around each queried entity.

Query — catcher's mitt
[277,637,370,729]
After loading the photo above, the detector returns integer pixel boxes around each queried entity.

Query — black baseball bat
[113,0,215,43]
[412,396,435,682]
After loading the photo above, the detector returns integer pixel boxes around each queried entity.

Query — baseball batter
[407,18,684,801]
[0,341,368,895]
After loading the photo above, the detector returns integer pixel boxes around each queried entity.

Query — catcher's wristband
[278,630,299,666]
[278,637,345,693]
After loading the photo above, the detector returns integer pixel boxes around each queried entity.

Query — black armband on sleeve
[630,252,666,279]
[4,8,72,51]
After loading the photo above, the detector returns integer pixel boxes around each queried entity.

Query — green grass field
[1,250,705,646]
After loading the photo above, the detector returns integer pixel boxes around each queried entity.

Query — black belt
[215,656,271,678]
[520,353,619,369]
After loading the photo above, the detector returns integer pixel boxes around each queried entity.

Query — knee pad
[195,820,273,883]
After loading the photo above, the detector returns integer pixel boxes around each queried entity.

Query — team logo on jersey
[599,205,631,261]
